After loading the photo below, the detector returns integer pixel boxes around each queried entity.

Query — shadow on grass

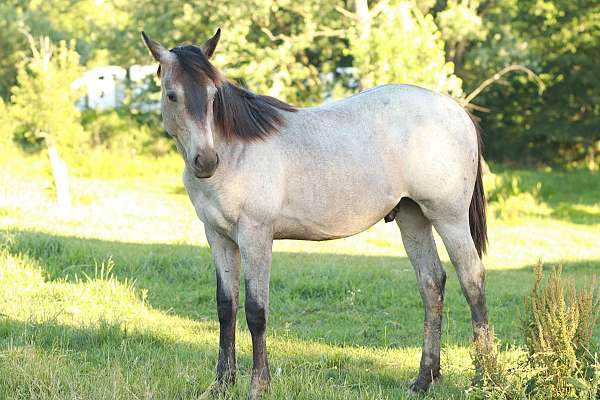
[0,315,468,399]
[2,229,599,352]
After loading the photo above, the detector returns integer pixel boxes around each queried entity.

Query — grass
[0,148,598,399]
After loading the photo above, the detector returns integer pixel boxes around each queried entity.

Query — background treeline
[1,0,598,169]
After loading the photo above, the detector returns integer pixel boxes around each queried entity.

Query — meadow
[0,147,598,399]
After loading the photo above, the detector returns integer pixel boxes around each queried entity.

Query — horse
[142,29,489,400]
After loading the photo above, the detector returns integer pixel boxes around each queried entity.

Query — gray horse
[142,29,489,399]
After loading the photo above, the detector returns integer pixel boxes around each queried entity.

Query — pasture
[0,149,598,399]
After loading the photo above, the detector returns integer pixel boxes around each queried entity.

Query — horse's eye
[166,91,177,102]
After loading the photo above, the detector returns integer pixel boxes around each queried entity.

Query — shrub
[470,329,530,400]
[485,173,552,220]
[521,262,599,399]
[80,108,169,156]
[470,262,599,400]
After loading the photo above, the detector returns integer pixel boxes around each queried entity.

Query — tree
[0,0,126,99]
[342,0,463,96]
[10,34,84,211]
[460,0,600,167]
[110,0,347,105]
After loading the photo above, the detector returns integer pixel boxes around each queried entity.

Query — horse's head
[142,30,222,179]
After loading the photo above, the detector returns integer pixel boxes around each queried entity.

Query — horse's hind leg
[396,198,446,392]
[433,214,489,343]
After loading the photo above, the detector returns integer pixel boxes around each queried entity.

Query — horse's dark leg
[238,225,273,400]
[204,227,241,394]
[396,199,446,393]
[433,216,489,350]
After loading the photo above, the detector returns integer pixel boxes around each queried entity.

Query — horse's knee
[246,298,267,335]
[459,272,488,327]
[217,283,237,327]
[421,269,446,309]
[462,269,485,299]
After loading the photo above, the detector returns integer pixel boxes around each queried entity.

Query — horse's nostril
[192,152,218,178]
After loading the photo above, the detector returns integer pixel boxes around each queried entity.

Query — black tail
[468,113,488,257]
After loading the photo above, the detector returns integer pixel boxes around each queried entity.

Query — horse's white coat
[184,84,478,244]
[142,32,488,398]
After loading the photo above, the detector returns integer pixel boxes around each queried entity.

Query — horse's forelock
[170,44,297,142]
[171,45,221,85]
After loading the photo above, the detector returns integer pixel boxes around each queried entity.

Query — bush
[521,263,600,399]
[470,330,531,400]
[80,108,171,157]
[0,98,16,148]
[470,262,600,400]
[485,173,552,220]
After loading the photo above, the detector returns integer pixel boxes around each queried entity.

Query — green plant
[80,108,167,156]
[521,262,600,399]
[470,263,599,400]
[469,329,529,400]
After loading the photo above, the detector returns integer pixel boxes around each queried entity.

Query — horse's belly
[273,214,385,241]
[273,179,403,241]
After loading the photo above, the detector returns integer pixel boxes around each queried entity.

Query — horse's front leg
[238,222,273,400]
[204,226,241,394]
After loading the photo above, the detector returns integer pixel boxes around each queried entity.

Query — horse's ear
[141,31,168,62]
[200,28,221,59]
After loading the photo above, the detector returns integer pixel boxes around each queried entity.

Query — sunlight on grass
[0,243,478,399]
[0,152,597,399]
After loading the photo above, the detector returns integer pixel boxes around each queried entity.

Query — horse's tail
[468,113,488,258]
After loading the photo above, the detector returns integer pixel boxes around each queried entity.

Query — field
[0,148,598,399]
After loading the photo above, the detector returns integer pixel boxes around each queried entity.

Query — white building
[73,65,158,111]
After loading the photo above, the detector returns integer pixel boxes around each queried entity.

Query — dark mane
[171,45,297,142]
[214,82,297,142]
[171,45,221,84]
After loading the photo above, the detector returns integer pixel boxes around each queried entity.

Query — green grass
[0,151,598,399]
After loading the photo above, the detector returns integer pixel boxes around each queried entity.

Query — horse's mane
[171,45,297,142]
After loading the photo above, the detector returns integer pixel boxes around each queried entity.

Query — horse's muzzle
[192,151,219,178]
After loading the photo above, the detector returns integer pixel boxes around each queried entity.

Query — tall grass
[471,262,600,400]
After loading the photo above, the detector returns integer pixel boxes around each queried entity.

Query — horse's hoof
[198,381,227,400]
[247,379,270,400]
[409,380,430,395]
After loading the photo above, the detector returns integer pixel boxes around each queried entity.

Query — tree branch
[20,28,40,60]
[369,1,388,18]
[461,64,546,106]
[464,103,491,113]
[260,27,291,42]
[335,5,357,20]
[314,28,346,38]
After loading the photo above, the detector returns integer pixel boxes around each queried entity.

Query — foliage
[10,36,85,152]
[462,0,600,167]
[81,108,169,157]
[469,330,531,400]
[521,263,599,399]
[485,174,551,220]
[1,0,599,166]
[471,263,600,400]
[0,2,27,100]
[116,0,348,105]
[0,98,16,147]
[0,0,126,98]
[348,0,463,96]
[436,0,486,66]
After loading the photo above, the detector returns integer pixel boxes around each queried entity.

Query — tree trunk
[355,0,373,89]
[45,136,71,213]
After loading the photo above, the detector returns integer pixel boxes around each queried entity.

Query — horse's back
[269,84,479,240]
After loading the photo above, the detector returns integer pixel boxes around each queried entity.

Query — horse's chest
[192,195,230,229]
[184,176,237,236]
